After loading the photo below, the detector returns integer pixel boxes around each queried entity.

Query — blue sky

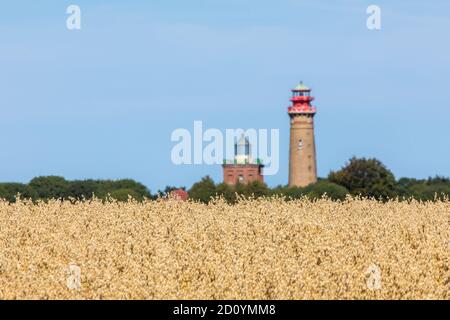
[1,0,449,192]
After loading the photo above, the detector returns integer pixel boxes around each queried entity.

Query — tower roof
[293,82,310,91]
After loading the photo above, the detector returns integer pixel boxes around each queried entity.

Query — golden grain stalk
[0,197,449,300]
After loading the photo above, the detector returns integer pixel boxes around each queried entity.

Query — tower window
[298,139,304,150]
[293,91,310,97]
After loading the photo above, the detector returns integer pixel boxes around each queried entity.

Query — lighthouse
[222,135,264,186]
[288,82,318,187]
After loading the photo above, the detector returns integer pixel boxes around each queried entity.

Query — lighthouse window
[298,139,304,150]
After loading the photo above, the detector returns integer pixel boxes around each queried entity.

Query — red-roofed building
[170,189,189,201]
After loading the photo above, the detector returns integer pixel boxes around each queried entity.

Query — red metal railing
[290,96,315,102]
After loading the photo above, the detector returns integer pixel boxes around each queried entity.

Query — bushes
[188,176,218,203]
[329,157,396,200]
[108,188,143,202]
[0,183,37,202]
[236,181,271,199]
[188,178,347,203]
[0,157,449,203]
[188,177,271,204]
[269,182,349,201]
[67,179,99,200]
[396,177,450,201]
[187,157,450,204]
[303,181,349,200]
[0,177,153,202]
[29,176,69,199]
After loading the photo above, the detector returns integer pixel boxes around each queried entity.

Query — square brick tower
[222,135,264,185]
[288,82,318,187]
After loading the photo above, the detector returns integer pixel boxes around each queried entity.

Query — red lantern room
[288,82,317,115]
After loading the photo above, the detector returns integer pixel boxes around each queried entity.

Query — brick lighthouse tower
[288,82,318,187]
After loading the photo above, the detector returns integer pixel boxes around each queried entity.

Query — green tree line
[1,157,449,203]
[0,176,153,202]
[189,157,450,203]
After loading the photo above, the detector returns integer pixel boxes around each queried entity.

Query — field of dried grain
[0,197,449,300]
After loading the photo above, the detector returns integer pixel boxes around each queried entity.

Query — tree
[427,176,450,185]
[270,181,349,201]
[303,181,349,201]
[215,183,236,203]
[106,179,151,199]
[270,185,306,200]
[108,188,142,202]
[29,176,69,200]
[235,181,270,199]
[67,179,99,200]
[188,176,217,203]
[283,187,306,199]
[0,183,37,202]
[95,179,152,200]
[27,177,152,202]
[214,181,271,204]
[329,157,396,200]
[410,184,450,201]
[396,177,450,201]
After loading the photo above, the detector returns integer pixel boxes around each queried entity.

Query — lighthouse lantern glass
[293,91,310,97]
[237,142,250,157]
[234,136,252,164]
